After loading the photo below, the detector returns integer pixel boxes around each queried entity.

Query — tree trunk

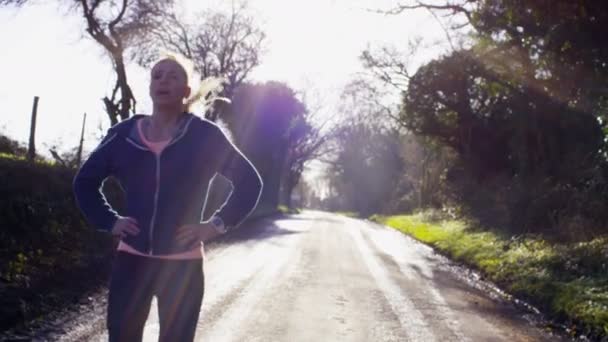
[115,57,134,122]
[267,147,287,209]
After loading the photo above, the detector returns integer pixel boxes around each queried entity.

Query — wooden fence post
[76,112,87,168]
[27,96,39,161]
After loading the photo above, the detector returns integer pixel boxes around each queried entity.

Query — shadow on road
[276,212,346,225]
[214,215,302,244]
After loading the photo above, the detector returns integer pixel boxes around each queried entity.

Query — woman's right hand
[111,217,140,239]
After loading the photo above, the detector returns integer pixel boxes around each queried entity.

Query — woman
[73,55,263,341]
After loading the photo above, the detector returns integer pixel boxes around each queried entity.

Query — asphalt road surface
[56,211,566,341]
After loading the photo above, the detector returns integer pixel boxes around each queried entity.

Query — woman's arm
[73,130,121,232]
[212,127,264,231]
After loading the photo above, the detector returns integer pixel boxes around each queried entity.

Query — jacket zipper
[146,115,193,255]
[148,153,161,254]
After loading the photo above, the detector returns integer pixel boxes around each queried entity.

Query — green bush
[0,156,116,331]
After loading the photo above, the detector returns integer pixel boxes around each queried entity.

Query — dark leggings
[107,252,204,342]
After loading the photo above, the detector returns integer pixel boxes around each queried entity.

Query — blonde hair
[154,51,229,113]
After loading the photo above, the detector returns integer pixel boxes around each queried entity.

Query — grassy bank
[0,155,117,331]
[371,213,608,340]
[277,205,302,214]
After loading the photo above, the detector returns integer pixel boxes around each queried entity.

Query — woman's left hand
[174,222,221,249]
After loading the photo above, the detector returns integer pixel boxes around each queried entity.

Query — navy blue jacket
[73,113,263,255]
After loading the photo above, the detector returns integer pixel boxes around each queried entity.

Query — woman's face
[149,59,191,107]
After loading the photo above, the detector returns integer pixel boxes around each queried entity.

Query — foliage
[326,120,405,216]
[277,205,301,214]
[361,0,608,236]
[0,134,27,157]
[0,157,116,330]
[402,49,607,234]
[472,0,608,118]
[324,78,429,216]
[374,213,608,340]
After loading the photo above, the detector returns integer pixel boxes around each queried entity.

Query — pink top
[116,118,203,260]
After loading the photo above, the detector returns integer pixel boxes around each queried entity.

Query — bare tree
[132,1,266,121]
[0,0,25,6]
[281,94,339,208]
[360,0,476,93]
[381,0,475,28]
[77,0,175,125]
[2,0,174,125]
[360,41,419,91]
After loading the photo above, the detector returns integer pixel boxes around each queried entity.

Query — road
[57,211,566,341]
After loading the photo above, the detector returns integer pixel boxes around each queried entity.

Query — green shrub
[0,157,117,331]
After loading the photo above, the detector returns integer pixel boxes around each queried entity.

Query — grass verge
[371,213,608,340]
[277,205,302,214]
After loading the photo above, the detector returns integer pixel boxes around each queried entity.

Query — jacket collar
[111,113,194,150]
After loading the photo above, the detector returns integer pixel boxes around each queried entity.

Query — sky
[0,0,449,161]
